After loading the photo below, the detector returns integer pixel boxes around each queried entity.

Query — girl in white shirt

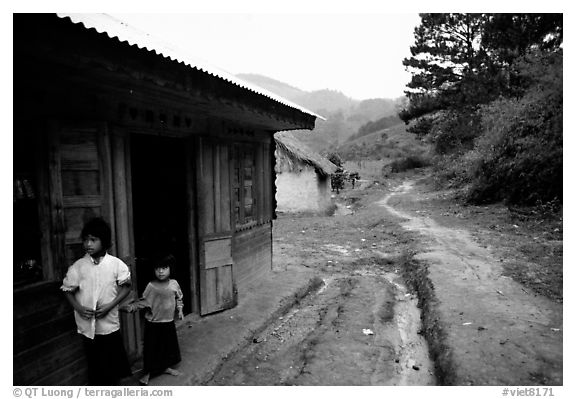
[61,217,132,385]
[124,254,183,385]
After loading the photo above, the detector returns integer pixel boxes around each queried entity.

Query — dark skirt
[82,330,132,385]
[143,320,181,376]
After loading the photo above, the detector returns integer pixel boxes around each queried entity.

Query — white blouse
[61,253,131,339]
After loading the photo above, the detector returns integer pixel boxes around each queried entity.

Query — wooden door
[196,138,237,315]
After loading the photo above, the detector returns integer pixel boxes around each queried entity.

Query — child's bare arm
[121,282,153,313]
[175,281,184,320]
[120,298,150,312]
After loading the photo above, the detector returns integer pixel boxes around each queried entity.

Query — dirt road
[205,180,436,385]
[206,258,434,385]
[382,180,563,385]
[205,176,562,386]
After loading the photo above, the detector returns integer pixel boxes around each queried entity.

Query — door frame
[128,131,198,314]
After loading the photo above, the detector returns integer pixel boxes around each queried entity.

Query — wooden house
[13,13,321,385]
[274,131,337,214]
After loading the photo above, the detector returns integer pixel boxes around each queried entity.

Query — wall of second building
[275,167,332,214]
[316,174,332,212]
[232,222,273,297]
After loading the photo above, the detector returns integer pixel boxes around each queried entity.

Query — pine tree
[401,13,489,121]
[400,13,563,123]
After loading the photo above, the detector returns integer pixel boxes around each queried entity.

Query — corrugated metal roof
[56,13,325,121]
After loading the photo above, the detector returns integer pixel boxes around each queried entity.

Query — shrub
[429,110,483,155]
[421,49,562,206]
[466,54,562,205]
[432,150,480,188]
[388,154,431,173]
[406,116,434,139]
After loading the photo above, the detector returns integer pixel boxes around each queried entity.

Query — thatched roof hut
[274,131,337,214]
[275,131,337,176]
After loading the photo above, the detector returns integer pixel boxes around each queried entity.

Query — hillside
[237,73,356,113]
[338,122,429,162]
[236,73,403,152]
[236,73,307,101]
[336,122,431,181]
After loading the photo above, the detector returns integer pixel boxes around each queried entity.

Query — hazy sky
[112,13,421,100]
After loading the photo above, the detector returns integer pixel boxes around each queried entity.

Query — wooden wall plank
[62,195,102,208]
[268,142,276,220]
[218,265,234,305]
[99,123,116,254]
[204,268,217,311]
[214,144,221,231]
[255,143,263,224]
[232,223,273,293]
[36,127,55,281]
[13,281,88,386]
[47,122,66,280]
[125,134,136,284]
[34,356,88,386]
[111,131,130,259]
[112,129,142,363]
[220,144,231,231]
[202,140,215,235]
[237,146,245,224]
[14,331,84,384]
[204,238,232,269]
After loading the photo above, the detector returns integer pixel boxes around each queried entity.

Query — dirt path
[203,176,561,386]
[380,180,563,385]
[206,237,435,385]
[206,265,435,385]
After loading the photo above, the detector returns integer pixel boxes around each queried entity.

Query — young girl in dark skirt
[124,254,184,385]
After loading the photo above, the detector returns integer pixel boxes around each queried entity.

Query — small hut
[274,131,337,214]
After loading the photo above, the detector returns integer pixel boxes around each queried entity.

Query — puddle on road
[208,267,436,386]
[323,244,352,256]
[313,270,436,386]
[381,272,436,385]
[333,202,353,216]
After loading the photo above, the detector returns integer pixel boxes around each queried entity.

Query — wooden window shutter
[49,123,114,277]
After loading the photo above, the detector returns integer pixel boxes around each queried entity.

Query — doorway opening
[131,134,192,314]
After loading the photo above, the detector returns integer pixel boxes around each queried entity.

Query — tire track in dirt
[206,269,435,385]
[379,180,563,385]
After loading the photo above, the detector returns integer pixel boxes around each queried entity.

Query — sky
[111,13,422,101]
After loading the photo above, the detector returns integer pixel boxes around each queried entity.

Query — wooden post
[111,127,141,362]
[110,129,132,265]
[187,137,200,315]
[99,123,116,256]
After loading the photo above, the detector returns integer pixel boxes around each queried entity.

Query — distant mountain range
[236,73,405,153]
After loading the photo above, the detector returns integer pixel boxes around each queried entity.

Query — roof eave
[55,13,323,124]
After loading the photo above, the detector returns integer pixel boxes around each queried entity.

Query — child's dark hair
[154,254,176,270]
[81,217,112,249]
